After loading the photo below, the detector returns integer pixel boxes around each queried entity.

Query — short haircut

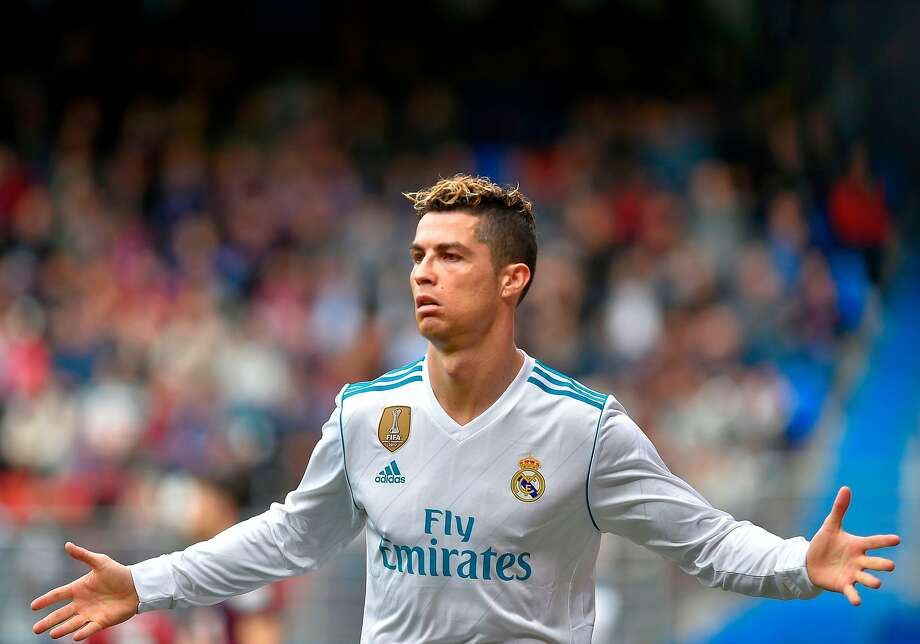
[404,174,537,305]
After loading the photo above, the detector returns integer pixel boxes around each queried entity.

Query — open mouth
[415,294,440,314]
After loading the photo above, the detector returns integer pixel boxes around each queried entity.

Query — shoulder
[525,359,611,413]
[338,356,425,410]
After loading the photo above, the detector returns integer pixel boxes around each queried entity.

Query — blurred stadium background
[1,1,918,642]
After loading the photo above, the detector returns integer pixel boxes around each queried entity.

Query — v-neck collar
[421,348,533,442]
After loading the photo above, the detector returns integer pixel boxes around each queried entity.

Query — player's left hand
[806,486,900,605]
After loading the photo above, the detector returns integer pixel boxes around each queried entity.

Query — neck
[426,323,524,427]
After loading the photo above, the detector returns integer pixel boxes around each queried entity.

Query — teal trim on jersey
[338,393,361,511]
[531,365,606,403]
[526,376,605,410]
[343,375,423,400]
[585,404,606,532]
[534,360,606,400]
[349,357,424,388]
[390,355,425,372]
[346,364,423,394]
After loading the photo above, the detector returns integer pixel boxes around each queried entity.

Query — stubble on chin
[415,316,439,338]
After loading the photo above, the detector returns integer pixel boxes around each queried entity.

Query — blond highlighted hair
[404,174,534,220]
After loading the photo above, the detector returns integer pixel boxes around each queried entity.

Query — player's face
[410,212,501,346]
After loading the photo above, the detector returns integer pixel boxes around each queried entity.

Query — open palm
[806,486,901,605]
[31,542,139,640]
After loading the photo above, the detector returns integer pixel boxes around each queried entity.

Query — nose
[412,254,435,286]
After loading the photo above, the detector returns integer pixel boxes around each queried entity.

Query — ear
[500,263,531,304]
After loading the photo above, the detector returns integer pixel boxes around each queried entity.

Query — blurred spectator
[829,143,892,284]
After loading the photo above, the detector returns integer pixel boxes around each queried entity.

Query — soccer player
[32,175,900,642]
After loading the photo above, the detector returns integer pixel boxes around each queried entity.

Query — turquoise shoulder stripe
[346,365,423,393]
[388,355,425,373]
[534,360,606,400]
[526,377,606,410]
[531,365,606,402]
[343,375,422,400]
[349,356,424,388]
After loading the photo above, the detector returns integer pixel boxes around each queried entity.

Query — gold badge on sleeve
[511,455,545,502]
[378,406,411,452]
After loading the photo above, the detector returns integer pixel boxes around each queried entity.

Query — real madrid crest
[511,455,545,502]
[378,406,411,452]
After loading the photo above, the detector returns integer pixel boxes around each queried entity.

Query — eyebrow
[409,242,472,254]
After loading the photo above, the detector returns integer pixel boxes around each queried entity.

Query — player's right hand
[31,542,139,640]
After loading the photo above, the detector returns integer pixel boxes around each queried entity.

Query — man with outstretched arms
[32,175,901,642]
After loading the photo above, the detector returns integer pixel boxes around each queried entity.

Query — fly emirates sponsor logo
[377,508,532,581]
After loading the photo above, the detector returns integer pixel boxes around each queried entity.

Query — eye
[443,253,460,262]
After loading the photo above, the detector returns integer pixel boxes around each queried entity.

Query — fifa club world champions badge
[511,455,545,502]
[378,406,411,452]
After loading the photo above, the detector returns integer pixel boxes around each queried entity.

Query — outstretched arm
[31,542,138,641]
[130,392,363,612]
[806,486,899,605]
[32,388,364,637]
[589,400,900,601]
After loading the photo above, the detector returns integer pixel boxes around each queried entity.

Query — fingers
[823,486,851,531]
[49,614,88,639]
[73,621,103,642]
[31,583,74,611]
[32,603,76,635]
[862,534,901,551]
[856,571,881,589]
[65,542,106,569]
[859,555,896,572]
[843,583,861,606]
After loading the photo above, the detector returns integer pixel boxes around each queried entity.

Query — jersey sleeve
[129,387,365,612]
[587,399,821,600]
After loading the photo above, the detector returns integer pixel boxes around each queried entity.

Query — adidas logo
[374,460,405,484]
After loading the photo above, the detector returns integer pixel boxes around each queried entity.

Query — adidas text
[375,474,406,484]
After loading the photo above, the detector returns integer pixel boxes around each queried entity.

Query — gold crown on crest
[518,456,541,470]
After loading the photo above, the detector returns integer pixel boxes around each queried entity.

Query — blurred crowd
[0,75,899,640]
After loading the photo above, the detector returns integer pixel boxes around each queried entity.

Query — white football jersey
[130,350,820,643]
